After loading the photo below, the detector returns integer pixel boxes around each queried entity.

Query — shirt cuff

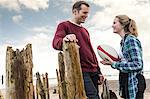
[111,61,117,69]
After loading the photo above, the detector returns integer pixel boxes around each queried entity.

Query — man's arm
[52,22,78,50]
[52,23,66,50]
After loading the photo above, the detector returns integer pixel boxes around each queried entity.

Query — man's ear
[73,9,77,15]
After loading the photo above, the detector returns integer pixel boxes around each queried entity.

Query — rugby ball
[97,45,120,62]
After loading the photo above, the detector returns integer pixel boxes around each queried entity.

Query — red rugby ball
[97,45,120,62]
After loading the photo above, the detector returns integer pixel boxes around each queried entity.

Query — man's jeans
[83,72,100,99]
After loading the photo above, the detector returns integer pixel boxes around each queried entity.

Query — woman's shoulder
[126,34,139,42]
[125,34,141,46]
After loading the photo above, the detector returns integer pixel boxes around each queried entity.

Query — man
[52,1,103,99]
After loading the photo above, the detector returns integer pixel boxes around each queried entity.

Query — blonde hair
[116,15,138,37]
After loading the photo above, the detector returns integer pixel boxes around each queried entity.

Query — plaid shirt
[112,34,143,99]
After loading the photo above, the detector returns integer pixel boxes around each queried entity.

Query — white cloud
[0,0,20,11]
[20,0,49,11]
[90,0,150,30]
[32,26,52,33]
[93,0,136,7]
[0,0,49,12]
[12,15,23,24]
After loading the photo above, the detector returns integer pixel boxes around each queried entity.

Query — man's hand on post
[63,34,78,42]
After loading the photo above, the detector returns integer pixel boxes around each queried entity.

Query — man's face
[73,4,89,24]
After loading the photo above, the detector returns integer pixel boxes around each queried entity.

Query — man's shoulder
[58,20,70,25]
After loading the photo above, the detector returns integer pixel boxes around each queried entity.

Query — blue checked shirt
[112,34,143,99]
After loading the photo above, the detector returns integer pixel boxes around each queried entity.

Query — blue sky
[0,0,150,80]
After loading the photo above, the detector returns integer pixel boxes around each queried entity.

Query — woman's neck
[119,30,126,38]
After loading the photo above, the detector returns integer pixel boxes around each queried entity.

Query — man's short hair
[72,1,90,11]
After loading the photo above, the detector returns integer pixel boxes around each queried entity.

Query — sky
[0,0,150,81]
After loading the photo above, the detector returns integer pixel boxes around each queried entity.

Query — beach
[0,79,149,98]
[50,79,150,99]
[105,79,150,99]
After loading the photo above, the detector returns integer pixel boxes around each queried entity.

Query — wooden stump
[63,42,87,99]
[57,52,67,99]
[45,73,50,99]
[0,90,4,99]
[5,44,34,99]
[36,72,46,99]
[56,69,61,99]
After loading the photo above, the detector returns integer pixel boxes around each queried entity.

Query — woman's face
[112,18,123,34]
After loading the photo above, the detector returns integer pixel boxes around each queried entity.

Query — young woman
[101,15,146,99]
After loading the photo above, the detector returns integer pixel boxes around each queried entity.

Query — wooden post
[36,83,39,99]
[5,44,34,99]
[5,46,16,99]
[0,90,4,99]
[1,75,3,85]
[33,86,35,99]
[36,72,46,99]
[63,42,87,99]
[21,44,35,99]
[41,73,50,99]
[58,52,67,99]
[42,74,46,96]
[45,73,50,99]
[56,69,61,99]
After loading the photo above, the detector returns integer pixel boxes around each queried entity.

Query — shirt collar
[69,20,82,27]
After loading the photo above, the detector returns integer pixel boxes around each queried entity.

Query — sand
[50,79,150,99]
[104,79,150,99]
[1,79,149,98]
